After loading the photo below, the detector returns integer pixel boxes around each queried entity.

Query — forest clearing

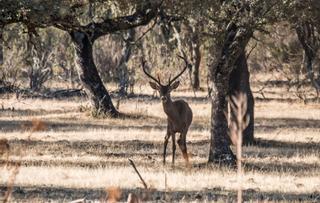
[1,0,320,202]
[0,81,319,202]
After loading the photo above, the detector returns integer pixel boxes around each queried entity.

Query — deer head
[142,52,189,102]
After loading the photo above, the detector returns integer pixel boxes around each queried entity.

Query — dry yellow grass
[0,84,319,202]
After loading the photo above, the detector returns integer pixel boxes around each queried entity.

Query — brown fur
[149,82,193,165]
[142,52,193,165]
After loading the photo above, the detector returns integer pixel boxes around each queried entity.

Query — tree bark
[229,52,255,145]
[185,23,201,90]
[191,33,201,90]
[70,31,119,117]
[296,22,320,95]
[208,75,236,164]
[208,23,252,165]
[0,29,3,65]
[117,29,135,96]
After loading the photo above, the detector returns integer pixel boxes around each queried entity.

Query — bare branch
[128,159,148,189]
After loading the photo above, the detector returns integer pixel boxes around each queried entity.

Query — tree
[206,0,282,164]
[0,29,3,66]
[0,0,161,117]
[208,21,253,164]
[185,21,202,90]
[291,0,320,96]
[116,29,136,96]
[296,22,320,96]
[25,32,55,91]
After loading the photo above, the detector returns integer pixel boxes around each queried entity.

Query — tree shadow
[253,138,320,151]
[0,155,161,169]
[124,93,209,103]
[0,119,206,133]
[255,117,320,129]
[4,139,211,157]
[2,137,318,175]
[0,108,76,117]
[243,161,319,174]
[254,117,320,134]
[0,185,318,202]
[255,97,319,103]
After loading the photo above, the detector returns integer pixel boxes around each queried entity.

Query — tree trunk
[185,23,201,90]
[208,76,236,164]
[296,22,320,94]
[229,52,255,145]
[117,29,135,96]
[70,31,119,117]
[0,30,3,66]
[208,23,252,165]
[191,33,201,90]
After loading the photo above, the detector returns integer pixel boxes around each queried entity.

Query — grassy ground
[0,82,319,202]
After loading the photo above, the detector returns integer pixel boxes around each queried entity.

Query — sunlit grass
[0,84,319,201]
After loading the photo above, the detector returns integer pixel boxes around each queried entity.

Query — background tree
[0,29,3,66]
[0,0,162,117]
[185,21,202,90]
[116,29,136,96]
[292,0,320,96]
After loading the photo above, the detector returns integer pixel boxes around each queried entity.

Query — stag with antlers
[142,52,193,165]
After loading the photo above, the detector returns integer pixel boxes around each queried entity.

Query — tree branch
[90,1,162,39]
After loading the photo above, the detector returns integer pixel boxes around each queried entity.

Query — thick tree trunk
[70,31,119,117]
[208,23,252,165]
[117,29,135,96]
[229,52,255,145]
[208,76,236,164]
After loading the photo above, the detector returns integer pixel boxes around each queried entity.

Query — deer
[141,52,193,165]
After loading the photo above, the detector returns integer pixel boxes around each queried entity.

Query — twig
[128,159,148,189]
[131,17,158,45]
[246,42,257,60]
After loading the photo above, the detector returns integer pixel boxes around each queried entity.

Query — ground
[0,81,319,202]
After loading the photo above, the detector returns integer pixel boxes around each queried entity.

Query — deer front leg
[171,133,176,165]
[163,133,170,165]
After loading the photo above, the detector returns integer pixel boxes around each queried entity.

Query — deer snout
[161,96,167,102]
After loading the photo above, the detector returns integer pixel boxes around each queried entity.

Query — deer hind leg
[163,133,171,165]
[171,133,176,165]
[177,130,189,163]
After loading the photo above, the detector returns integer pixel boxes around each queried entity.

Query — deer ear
[149,82,159,90]
[170,81,180,90]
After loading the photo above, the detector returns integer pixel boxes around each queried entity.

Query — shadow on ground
[0,119,207,132]
[255,117,320,129]
[0,185,318,202]
[1,116,320,134]
[1,138,319,174]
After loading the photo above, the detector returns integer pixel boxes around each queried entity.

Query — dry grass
[0,84,319,202]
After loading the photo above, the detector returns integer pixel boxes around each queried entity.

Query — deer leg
[171,133,176,165]
[163,134,171,165]
[177,131,189,163]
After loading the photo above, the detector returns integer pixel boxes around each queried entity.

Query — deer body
[142,52,193,165]
[163,99,192,164]
[163,99,192,133]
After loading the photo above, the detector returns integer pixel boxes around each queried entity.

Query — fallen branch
[128,159,148,189]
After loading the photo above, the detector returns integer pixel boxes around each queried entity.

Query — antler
[169,50,190,85]
[141,58,161,85]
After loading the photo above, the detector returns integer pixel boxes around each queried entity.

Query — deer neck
[162,97,177,120]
